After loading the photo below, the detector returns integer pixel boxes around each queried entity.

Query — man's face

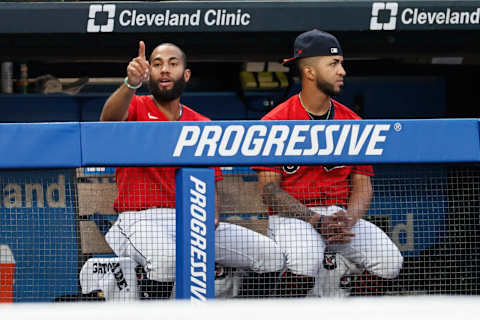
[312,55,346,96]
[148,45,190,102]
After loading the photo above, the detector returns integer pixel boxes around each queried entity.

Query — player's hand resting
[313,211,355,244]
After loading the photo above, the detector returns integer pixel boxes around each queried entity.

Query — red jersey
[253,94,373,208]
[114,95,223,212]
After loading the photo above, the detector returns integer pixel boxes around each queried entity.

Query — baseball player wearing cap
[254,30,403,297]
[100,41,285,299]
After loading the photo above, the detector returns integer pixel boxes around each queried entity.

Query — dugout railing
[0,120,479,301]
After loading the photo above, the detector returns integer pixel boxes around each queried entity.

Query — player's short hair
[296,57,318,77]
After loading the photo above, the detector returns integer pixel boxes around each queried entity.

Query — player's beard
[148,76,187,102]
[316,78,342,97]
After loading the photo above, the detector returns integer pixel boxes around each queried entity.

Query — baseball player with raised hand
[254,30,403,297]
[99,41,285,299]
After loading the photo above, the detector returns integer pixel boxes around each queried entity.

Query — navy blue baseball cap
[283,29,343,66]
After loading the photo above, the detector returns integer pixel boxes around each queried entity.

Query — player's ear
[303,65,316,81]
[183,68,191,82]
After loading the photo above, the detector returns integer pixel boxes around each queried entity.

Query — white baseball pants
[105,208,285,282]
[268,206,403,279]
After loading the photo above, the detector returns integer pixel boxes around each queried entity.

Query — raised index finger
[138,41,146,59]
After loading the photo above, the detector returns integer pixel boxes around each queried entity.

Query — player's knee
[384,250,403,279]
[104,226,124,256]
[372,250,404,279]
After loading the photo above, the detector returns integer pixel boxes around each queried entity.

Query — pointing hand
[126,41,150,88]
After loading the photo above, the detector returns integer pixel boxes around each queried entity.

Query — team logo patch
[282,165,300,174]
[323,253,337,270]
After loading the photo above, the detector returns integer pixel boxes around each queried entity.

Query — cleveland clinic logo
[87,4,116,33]
[370,2,398,30]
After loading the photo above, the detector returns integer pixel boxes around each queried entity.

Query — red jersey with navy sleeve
[252,94,373,208]
[114,95,223,212]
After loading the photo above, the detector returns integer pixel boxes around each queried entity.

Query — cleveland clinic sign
[87,4,252,32]
[119,9,251,27]
[370,2,480,30]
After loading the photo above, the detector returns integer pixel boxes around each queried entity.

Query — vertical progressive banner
[175,168,215,300]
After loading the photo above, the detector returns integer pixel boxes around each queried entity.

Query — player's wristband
[124,77,142,90]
